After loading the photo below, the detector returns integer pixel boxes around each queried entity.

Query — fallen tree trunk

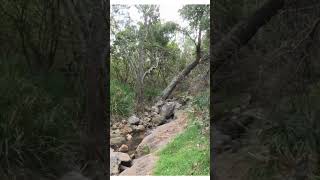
[161,0,284,100]
[161,54,209,100]
[212,0,284,74]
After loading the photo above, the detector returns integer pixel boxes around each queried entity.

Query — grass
[153,120,210,176]
[110,80,134,117]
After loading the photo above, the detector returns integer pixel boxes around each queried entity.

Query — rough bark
[63,0,108,176]
[211,0,285,74]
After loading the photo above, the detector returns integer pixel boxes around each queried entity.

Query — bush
[0,58,80,179]
[110,80,134,117]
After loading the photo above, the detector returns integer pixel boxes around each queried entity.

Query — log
[212,0,285,74]
[161,0,284,100]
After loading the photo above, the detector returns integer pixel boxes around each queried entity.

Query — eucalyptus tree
[111,4,178,108]
[161,4,210,100]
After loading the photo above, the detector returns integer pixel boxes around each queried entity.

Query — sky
[127,4,187,28]
[111,1,209,48]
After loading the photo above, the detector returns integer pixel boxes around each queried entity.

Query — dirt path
[119,111,188,176]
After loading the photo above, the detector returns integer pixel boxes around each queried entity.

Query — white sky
[111,0,210,49]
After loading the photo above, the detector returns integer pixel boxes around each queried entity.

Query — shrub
[110,80,134,117]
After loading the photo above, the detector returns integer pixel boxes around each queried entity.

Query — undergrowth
[0,57,80,179]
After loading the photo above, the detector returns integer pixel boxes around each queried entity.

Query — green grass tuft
[153,122,210,176]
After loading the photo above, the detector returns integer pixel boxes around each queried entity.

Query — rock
[119,165,129,171]
[119,144,129,152]
[121,125,133,134]
[116,152,131,162]
[175,102,182,109]
[151,106,159,114]
[111,136,126,146]
[160,102,176,119]
[155,100,164,107]
[121,120,127,124]
[59,171,90,180]
[126,134,132,141]
[128,115,140,125]
[144,112,149,116]
[110,155,121,175]
[110,150,131,175]
[152,115,166,126]
[119,154,159,176]
[136,112,187,158]
[132,125,145,132]
[130,153,135,159]
[143,117,151,122]
[151,111,159,116]
[145,106,152,111]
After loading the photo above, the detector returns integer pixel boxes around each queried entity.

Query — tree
[111,5,178,107]
[161,5,210,100]
[63,0,108,177]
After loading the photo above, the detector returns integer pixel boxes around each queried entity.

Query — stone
[155,100,164,107]
[144,117,151,122]
[110,155,120,175]
[152,115,166,126]
[130,153,135,159]
[132,125,145,132]
[144,112,149,116]
[110,150,131,175]
[151,106,159,114]
[119,165,129,171]
[111,136,126,146]
[175,102,182,109]
[121,125,133,134]
[119,144,129,152]
[128,115,140,125]
[126,134,132,141]
[160,102,176,119]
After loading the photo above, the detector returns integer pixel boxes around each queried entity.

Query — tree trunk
[63,0,108,176]
[161,26,203,100]
[84,1,108,166]
[211,0,284,75]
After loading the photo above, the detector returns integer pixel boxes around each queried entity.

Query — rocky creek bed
[110,98,187,175]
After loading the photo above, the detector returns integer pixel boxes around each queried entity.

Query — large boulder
[110,149,132,175]
[160,102,176,119]
[136,112,187,158]
[128,115,140,125]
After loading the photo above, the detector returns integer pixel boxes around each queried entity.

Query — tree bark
[63,0,108,176]
[211,0,285,74]
[161,24,204,100]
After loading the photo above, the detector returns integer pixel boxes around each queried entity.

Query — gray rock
[132,125,145,132]
[128,115,140,125]
[160,102,176,119]
[111,136,126,146]
[110,150,132,175]
[155,100,164,107]
[151,106,160,114]
[152,115,166,126]
[175,102,182,109]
